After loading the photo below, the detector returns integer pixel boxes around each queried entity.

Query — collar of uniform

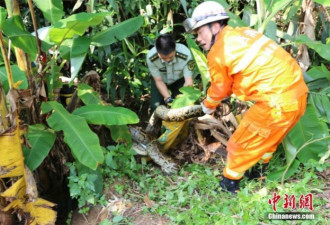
[160,55,177,65]
[216,25,230,42]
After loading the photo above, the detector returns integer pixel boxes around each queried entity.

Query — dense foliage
[0,0,329,224]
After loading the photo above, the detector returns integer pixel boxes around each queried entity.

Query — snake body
[130,105,203,174]
[146,105,203,136]
[154,105,203,122]
[129,126,178,174]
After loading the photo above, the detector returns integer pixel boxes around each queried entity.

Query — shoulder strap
[175,52,188,60]
[149,53,159,62]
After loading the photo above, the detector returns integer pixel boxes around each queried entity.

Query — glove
[164,96,173,105]
[201,101,215,114]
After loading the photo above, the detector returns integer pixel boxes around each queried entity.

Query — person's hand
[201,101,215,114]
[164,96,173,106]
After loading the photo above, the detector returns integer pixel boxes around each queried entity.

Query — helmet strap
[208,23,216,48]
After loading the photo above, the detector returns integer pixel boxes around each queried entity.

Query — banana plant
[1,0,145,222]
[0,0,145,168]
[0,5,57,224]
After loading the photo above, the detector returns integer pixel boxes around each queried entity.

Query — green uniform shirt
[146,43,194,85]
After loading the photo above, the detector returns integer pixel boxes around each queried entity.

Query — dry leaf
[206,142,222,153]
[143,195,154,208]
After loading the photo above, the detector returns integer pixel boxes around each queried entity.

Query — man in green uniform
[146,34,195,113]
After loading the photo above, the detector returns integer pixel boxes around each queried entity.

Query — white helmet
[183,1,229,33]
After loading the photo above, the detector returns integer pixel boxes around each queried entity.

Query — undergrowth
[75,144,329,225]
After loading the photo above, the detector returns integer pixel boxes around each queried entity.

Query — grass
[97,147,329,225]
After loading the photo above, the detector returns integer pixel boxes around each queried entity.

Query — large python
[146,105,203,136]
[130,105,203,174]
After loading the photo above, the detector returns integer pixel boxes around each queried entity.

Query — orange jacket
[204,26,308,109]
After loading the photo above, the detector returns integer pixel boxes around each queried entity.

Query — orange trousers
[223,94,307,180]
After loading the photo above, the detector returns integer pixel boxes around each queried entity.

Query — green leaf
[309,91,330,125]
[33,0,64,24]
[2,16,38,58]
[281,137,297,163]
[306,78,330,91]
[256,0,266,27]
[41,101,104,170]
[259,0,294,33]
[171,86,202,109]
[242,5,258,27]
[186,37,209,93]
[59,39,73,60]
[23,124,56,171]
[77,83,102,105]
[99,219,110,225]
[112,216,123,223]
[267,159,300,181]
[264,20,277,41]
[49,12,108,44]
[283,104,329,163]
[71,36,91,57]
[91,16,143,47]
[212,0,230,9]
[0,7,7,28]
[70,36,91,82]
[75,162,104,195]
[295,35,330,61]
[305,64,330,82]
[313,0,330,6]
[31,26,54,52]
[69,51,85,83]
[283,0,301,23]
[228,12,247,28]
[0,65,28,94]
[108,125,132,145]
[72,105,139,125]
[179,0,188,16]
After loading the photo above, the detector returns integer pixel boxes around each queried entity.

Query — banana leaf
[267,159,300,181]
[49,12,109,44]
[42,101,104,170]
[313,0,330,6]
[186,37,209,93]
[91,16,144,47]
[2,16,38,58]
[259,0,294,33]
[108,125,132,146]
[0,7,6,28]
[23,124,56,171]
[70,36,91,82]
[0,65,28,94]
[77,83,103,105]
[171,86,202,109]
[283,104,329,164]
[72,105,139,126]
[33,0,64,24]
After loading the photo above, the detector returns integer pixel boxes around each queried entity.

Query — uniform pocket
[231,119,271,149]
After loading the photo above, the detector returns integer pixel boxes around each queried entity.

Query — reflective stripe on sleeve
[206,95,222,104]
[232,36,270,74]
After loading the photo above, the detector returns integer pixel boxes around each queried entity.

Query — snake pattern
[154,105,203,122]
[129,105,203,174]
[129,126,179,174]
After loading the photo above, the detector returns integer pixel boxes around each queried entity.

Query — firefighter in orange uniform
[183,1,308,194]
